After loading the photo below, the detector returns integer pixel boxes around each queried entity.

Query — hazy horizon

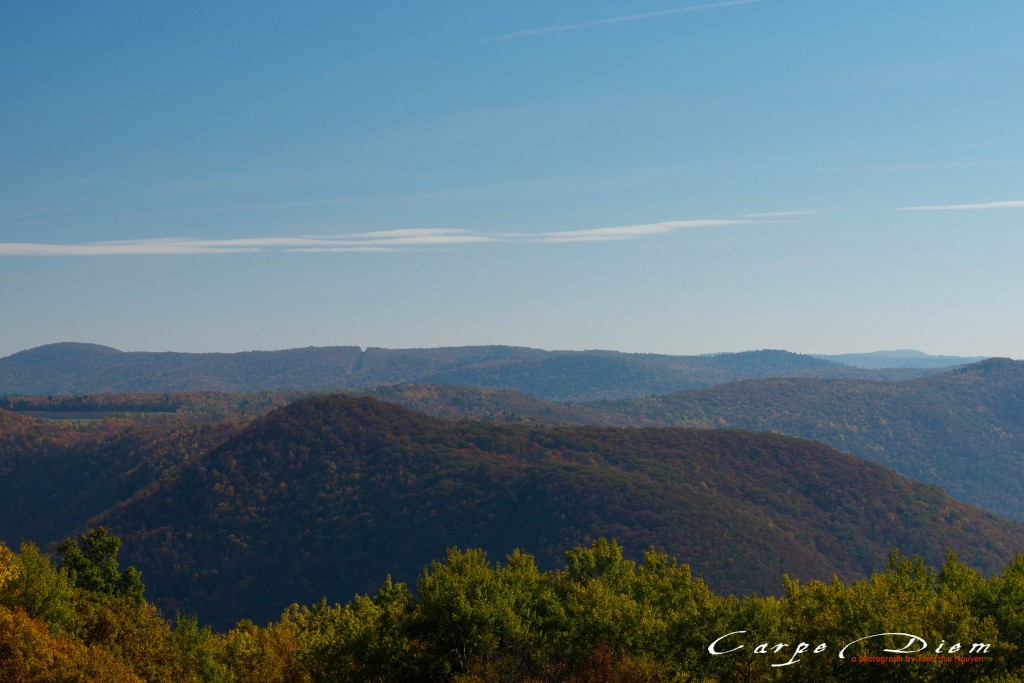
[4,2,1023,358]
[0,339,1003,362]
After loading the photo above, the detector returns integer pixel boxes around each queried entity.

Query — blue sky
[2,1,1023,358]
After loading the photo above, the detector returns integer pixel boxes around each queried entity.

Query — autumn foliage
[2,534,1024,682]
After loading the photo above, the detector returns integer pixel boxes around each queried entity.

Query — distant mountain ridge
[0,342,942,400]
[814,349,987,369]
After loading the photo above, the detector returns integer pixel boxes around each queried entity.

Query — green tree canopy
[57,527,144,602]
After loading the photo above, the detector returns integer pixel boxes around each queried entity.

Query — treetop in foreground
[3,533,1024,681]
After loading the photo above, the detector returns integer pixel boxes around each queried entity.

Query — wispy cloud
[900,200,1024,211]
[482,0,765,42]
[540,219,743,243]
[0,220,757,256]
[280,247,393,253]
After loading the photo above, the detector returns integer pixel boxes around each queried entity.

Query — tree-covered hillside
[345,359,1024,522]
[0,414,240,547]
[587,358,1024,521]
[4,395,1023,629]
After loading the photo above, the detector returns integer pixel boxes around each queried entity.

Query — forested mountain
[585,358,1024,522]
[0,389,308,420]
[3,397,1023,629]
[0,415,240,547]
[0,342,940,400]
[814,349,987,369]
[7,357,1024,528]
[346,359,1024,523]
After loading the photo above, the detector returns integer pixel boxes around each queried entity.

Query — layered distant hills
[352,359,1024,522]
[813,349,986,369]
[0,342,946,400]
[3,342,1021,521]
[4,342,1021,629]
[2,396,1024,628]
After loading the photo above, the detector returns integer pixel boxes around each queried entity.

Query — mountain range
[2,396,1024,628]
[0,342,949,401]
[352,359,1024,522]
[4,342,1021,629]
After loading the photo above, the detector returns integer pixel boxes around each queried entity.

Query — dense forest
[587,359,1024,520]
[340,359,1024,522]
[0,390,309,420]
[2,531,1023,682]
[3,396,1024,629]
[12,356,1024,528]
[0,342,941,400]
